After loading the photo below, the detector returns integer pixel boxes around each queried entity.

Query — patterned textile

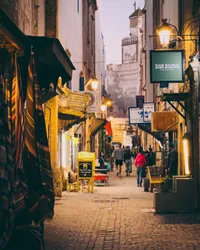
[7,53,28,215]
[24,53,54,224]
[0,75,15,249]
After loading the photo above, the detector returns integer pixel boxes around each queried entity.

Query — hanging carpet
[0,53,15,249]
[23,53,54,224]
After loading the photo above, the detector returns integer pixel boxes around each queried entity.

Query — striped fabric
[0,74,15,249]
[24,53,54,223]
[6,53,28,217]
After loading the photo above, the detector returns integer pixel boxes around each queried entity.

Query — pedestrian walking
[99,152,107,174]
[135,146,146,187]
[124,146,132,176]
[114,144,124,177]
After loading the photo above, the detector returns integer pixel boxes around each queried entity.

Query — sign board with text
[143,103,155,123]
[136,95,144,109]
[150,50,184,83]
[78,161,93,178]
[128,107,144,124]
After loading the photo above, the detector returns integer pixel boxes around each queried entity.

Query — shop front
[0,8,85,248]
[151,108,195,212]
[88,116,107,156]
[55,84,90,191]
[0,9,71,249]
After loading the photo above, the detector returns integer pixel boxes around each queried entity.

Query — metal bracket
[167,100,186,120]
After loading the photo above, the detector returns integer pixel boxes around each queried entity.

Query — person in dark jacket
[99,152,107,174]
[147,148,155,166]
[167,143,178,176]
[124,146,132,176]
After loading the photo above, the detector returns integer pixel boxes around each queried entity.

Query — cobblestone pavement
[45,167,200,250]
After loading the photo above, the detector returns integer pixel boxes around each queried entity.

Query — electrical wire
[72,60,122,64]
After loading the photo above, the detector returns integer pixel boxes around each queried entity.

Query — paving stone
[44,167,200,250]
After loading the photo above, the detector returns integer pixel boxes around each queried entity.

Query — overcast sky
[100,0,144,64]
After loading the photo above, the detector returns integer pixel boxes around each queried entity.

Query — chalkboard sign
[78,161,93,178]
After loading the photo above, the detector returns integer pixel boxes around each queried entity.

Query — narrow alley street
[45,169,200,250]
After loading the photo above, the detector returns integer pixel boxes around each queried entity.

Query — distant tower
[129,7,142,36]
[121,7,142,63]
[133,1,136,11]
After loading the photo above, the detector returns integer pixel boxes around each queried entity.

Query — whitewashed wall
[57,0,83,91]
[144,0,154,102]
[95,0,105,114]
[162,0,179,93]
[106,62,140,118]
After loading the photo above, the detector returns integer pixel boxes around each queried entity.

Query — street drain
[93,200,117,203]
[112,197,130,200]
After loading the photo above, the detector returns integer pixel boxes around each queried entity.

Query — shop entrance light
[182,132,191,175]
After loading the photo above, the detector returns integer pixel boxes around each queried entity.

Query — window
[77,0,79,13]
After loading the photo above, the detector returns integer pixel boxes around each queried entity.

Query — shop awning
[58,87,90,131]
[58,87,90,117]
[0,9,29,53]
[162,93,190,120]
[64,117,87,132]
[90,117,107,136]
[138,123,164,144]
[151,111,178,132]
[27,36,75,90]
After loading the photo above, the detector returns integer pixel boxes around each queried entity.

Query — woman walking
[124,146,132,176]
[135,147,146,187]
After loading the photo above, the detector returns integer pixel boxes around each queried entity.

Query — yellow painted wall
[44,96,63,197]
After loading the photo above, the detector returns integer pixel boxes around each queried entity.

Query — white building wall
[163,0,179,28]
[57,0,83,91]
[144,0,154,102]
[106,62,140,118]
[95,1,105,114]
[162,0,179,93]
[37,0,45,36]
[106,10,141,118]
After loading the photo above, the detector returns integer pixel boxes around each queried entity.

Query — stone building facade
[82,0,98,83]
[0,0,39,35]
[106,8,142,118]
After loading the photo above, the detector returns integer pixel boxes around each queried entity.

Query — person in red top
[135,146,146,187]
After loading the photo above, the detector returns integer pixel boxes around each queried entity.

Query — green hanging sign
[150,50,185,83]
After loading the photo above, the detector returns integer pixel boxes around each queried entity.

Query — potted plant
[160,176,172,192]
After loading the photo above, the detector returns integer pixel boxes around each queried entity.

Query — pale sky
[100,0,144,64]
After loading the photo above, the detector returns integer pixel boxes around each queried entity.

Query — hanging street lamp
[156,18,180,48]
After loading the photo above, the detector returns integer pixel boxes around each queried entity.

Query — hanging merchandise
[7,53,29,220]
[0,54,15,249]
[23,52,55,224]
[104,121,113,136]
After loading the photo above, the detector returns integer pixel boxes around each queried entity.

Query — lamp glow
[100,104,107,112]
[106,100,112,106]
[91,77,98,90]
[158,30,171,46]
[182,132,191,175]
[61,132,67,168]
[156,19,174,47]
